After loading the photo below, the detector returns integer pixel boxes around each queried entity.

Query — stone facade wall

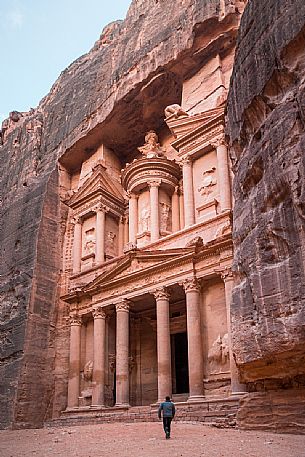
[227,0,305,431]
[0,0,244,429]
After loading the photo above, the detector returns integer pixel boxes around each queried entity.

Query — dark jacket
[158,401,175,419]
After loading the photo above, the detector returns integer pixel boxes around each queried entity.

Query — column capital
[182,277,200,293]
[180,155,193,166]
[153,287,170,301]
[92,305,107,319]
[71,215,82,225]
[116,299,131,312]
[127,191,138,199]
[147,179,162,188]
[94,202,108,213]
[219,266,234,282]
[69,313,82,326]
[211,135,226,149]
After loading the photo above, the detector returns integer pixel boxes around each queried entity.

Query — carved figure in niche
[164,104,188,119]
[138,131,164,158]
[83,360,93,381]
[208,334,229,373]
[105,231,116,256]
[160,202,170,232]
[198,167,217,199]
[84,229,96,255]
[139,207,150,232]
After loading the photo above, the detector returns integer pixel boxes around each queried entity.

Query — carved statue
[160,202,170,232]
[84,230,96,255]
[105,231,116,256]
[83,360,93,381]
[208,334,229,373]
[140,207,150,232]
[198,167,217,198]
[164,104,188,119]
[138,131,164,158]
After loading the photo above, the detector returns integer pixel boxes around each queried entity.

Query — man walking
[158,396,175,439]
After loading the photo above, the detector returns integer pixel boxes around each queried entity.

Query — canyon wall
[227,0,305,432]
[0,0,243,429]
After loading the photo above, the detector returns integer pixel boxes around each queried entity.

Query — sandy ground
[0,422,304,457]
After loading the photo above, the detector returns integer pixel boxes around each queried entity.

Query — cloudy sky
[0,0,131,124]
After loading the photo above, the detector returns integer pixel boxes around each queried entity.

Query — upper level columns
[115,300,130,407]
[148,180,161,242]
[181,157,195,227]
[95,205,106,264]
[67,314,82,408]
[72,218,82,274]
[92,306,107,406]
[221,268,247,395]
[128,193,138,245]
[213,137,232,212]
[154,287,172,402]
[183,278,204,401]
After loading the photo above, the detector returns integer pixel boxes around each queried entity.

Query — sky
[0,0,132,124]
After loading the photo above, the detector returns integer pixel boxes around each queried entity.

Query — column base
[187,395,205,402]
[115,403,130,409]
[230,391,247,398]
[90,404,105,409]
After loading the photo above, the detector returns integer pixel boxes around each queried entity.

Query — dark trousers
[162,417,173,435]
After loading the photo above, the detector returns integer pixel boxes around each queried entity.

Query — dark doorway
[113,370,116,406]
[173,332,189,394]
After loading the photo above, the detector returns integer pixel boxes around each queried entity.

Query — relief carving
[160,202,170,232]
[198,167,217,199]
[83,360,93,381]
[105,231,116,257]
[139,207,150,232]
[208,333,230,373]
[84,229,96,255]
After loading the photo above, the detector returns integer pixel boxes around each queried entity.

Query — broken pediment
[165,106,225,157]
[84,247,194,292]
[68,162,125,209]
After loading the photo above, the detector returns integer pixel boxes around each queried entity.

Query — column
[221,268,247,395]
[183,278,204,401]
[95,206,106,264]
[124,214,129,248]
[118,216,125,256]
[92,306,106,406]
[148,180,161,242]
[115,300,130,407]
[128,193,138,245]
[154,288,172,402]
[67,314,82,408]
[179,187,185,229]
[181,157,195,227]
[171,186,180,232]
[213,137,232,212]
[72,218,82,274]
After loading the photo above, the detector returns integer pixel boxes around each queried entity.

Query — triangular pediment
[166,106,224,144]
[85,247,194,292]
[69,163,125,208]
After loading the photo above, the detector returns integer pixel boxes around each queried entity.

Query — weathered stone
[227,0,305,431]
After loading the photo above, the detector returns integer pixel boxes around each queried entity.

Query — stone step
[45,398,240,429]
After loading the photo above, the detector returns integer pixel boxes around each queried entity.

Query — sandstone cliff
[0,0,243,429]
[227,0,305,432]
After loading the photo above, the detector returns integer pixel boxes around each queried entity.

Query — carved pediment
[69,163,125,208]
[85,247,194,292]
[166,106,224,141]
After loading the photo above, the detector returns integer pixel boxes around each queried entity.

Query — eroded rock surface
[227,0,305,431]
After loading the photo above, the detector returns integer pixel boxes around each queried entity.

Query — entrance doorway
[172,332,189,394]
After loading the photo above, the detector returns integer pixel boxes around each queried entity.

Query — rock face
[0,0,244,429]
[227,0,305,431]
